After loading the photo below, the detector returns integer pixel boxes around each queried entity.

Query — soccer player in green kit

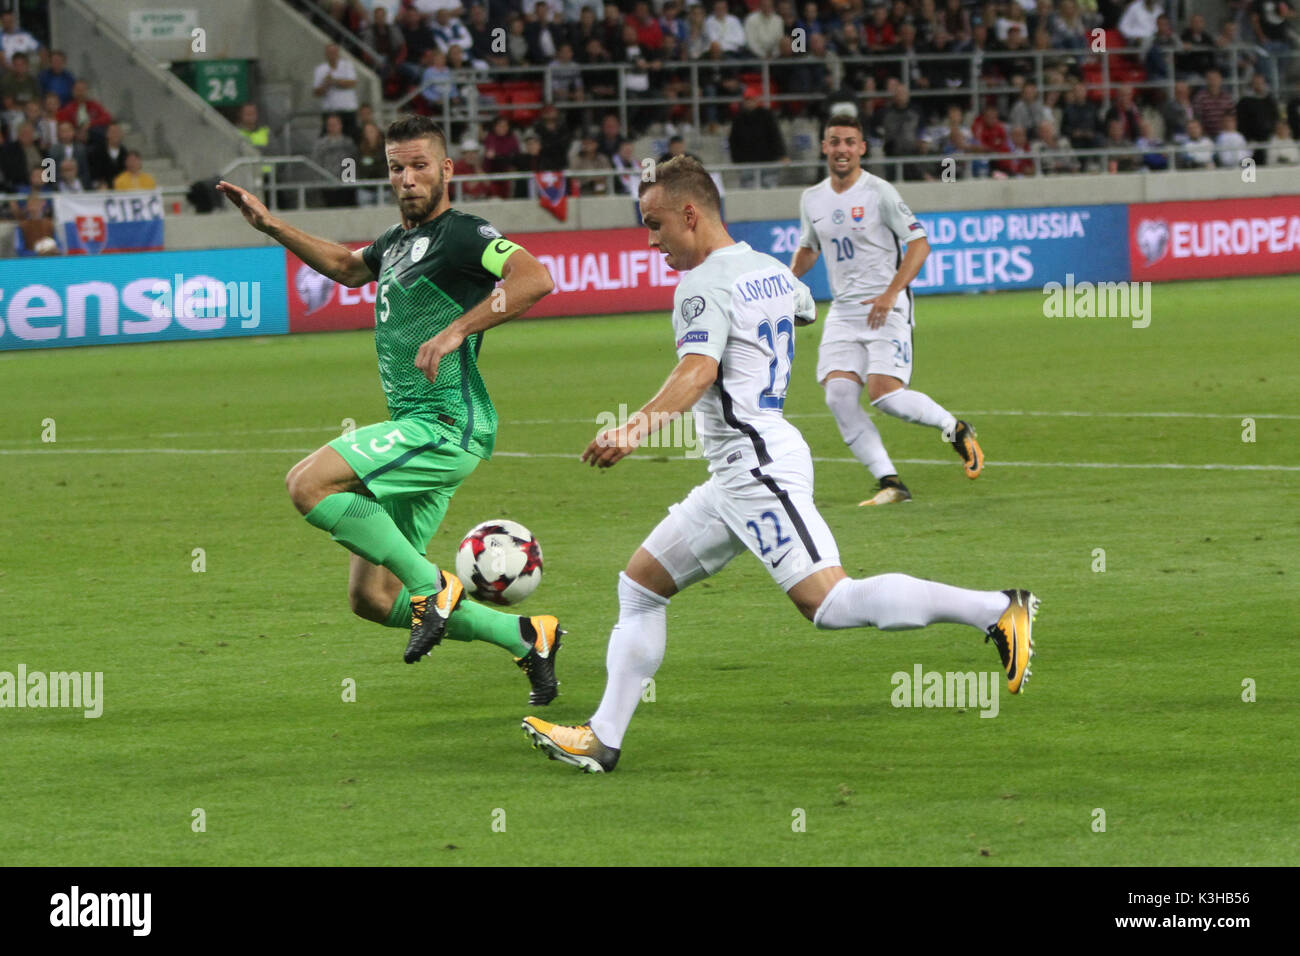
[216,116,563,705]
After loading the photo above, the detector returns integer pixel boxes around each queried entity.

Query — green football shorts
[329,418,481,554]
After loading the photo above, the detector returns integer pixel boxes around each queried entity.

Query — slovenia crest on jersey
[478,223,502,239]
[832,209,845,224]
[411,237,429,262]
[680,295,705,325]
[851,206,864,222]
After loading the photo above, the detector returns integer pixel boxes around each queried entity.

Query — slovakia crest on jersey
[851,206,864,222]
[832,209,845,224]
[411,237,429,262]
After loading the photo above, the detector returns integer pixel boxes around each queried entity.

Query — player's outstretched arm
[582,353,718,468]
[215,181,374,288]
[414,247,554,383]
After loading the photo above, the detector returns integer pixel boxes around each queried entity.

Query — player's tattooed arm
[215,181,374,287]
[582,354,719,468]
[414,246,554,383]
[864,237,929,329]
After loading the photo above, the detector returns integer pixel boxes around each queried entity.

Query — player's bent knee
[347,585,392,623]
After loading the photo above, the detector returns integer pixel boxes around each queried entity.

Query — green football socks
[305,493,441,595]
[445,600,533,657]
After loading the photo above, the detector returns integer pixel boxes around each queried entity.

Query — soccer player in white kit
[791,115,983,506]
[521,157,1038,773]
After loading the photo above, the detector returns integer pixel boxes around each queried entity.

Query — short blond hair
[639,155,721,215]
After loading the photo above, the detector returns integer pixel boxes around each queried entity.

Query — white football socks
[589,572,669,750]
[812,574,1010,632]
[824,378,897,479]
[872,388,957,436]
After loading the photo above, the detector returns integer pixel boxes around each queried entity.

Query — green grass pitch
[1,276,1296,866]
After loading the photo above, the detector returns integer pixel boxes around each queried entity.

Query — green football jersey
[361,209,523,460]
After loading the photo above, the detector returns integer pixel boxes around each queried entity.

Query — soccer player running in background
[216,116,564,706]
[522,158,1038,773]
[790,114,982,507]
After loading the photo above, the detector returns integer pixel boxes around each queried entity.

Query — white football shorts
[642,467,841,593]
[815,295,915,385]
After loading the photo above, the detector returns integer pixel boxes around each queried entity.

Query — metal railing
[382,43,1300,134]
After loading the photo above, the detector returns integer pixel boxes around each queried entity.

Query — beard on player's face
[397,170,444,223]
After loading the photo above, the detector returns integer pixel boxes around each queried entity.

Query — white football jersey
[798,171,926,320]
[671,242,817,478]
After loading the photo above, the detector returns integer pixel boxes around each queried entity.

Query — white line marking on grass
[4,449,1297,472]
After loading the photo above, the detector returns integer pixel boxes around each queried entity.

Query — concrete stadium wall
[81,0,260,60]
[163,167,1300,249]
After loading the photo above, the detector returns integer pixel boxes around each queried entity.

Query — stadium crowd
[290,0,1300,189]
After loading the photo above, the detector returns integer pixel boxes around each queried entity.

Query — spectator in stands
[684,4,711,59]
[0,121,41,191]
[355,121,386,205]
[1214,21,1249,77]
[1215,113,1252,168]
[1,53,41,107]
[971,101,1013,167]
[568,6,601,57]
[1144,14,1181,80]
[628,1,664,52]
[312,43,360,137]
[37,49,75,106]
[594,112,625,160]
[549,41,585,105]
[1249,0,1297,78]
[535,103,572,169]
[56,81,113,144]
[611,138,642,195]
[581,37,619,104]
[939,119,972,179]
[46,121,90,189]
[523,3,561,63]
[619,23,657,133]
[995,4,1028,44]
[1176,13,1215,79]
[465,3,497,64]
[331,0,368,35]
[56,157,85,193]
[1001,126,1035,177]
[37,92,60,151]
[1162,80,1195,139]
[312,113,355,207]
[1135,117,1168,170]
[517,129,542,196]
[1033,118,1080,174]
[1105,86,1142,142]
[1266,119,1299,165]
[658,134,698,163]
[729,94,787,188]
[1009,81,1051,139]
[865,4,897,52]
[880,82,922,163]
[0,11,40,65]
[600,4,627,58]
[418,48,456,110]
[1103,118,1139,172]
[89,122,129,188]
[1118,0,1162,49]
[1237,73,1279,163]
[506,14,530,65]
[432,6,474,54]
[113,151,157,191]
[483,115,520,197]
[1192,69,1235,139]
[363,5,409,93]
[571,133,614,194]
[745,0,783,59]
[660,2,688,46]
[398,4,438,80]
[11,165,52,219]
[1049,0,1091,49]
[1179,118,1215,168]
[453,138,496,200]
[705,1,747,56]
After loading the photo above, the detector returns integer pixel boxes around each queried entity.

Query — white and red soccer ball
[455,519,543,605]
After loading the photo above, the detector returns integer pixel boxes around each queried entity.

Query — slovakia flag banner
[535,171,567,222]
[54,190,165,254]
